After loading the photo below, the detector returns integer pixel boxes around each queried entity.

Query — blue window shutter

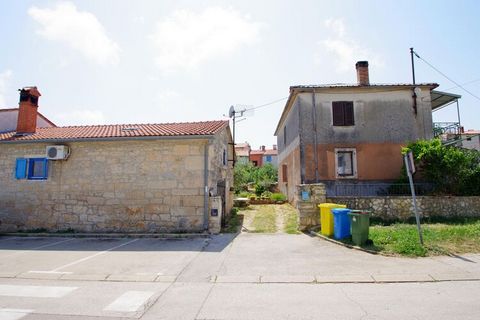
[15,158,27,179]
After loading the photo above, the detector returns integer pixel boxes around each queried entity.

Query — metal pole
[232,110,236,167]
[404,154,423,245]
[410,47,416,85]
[456,99,462,132]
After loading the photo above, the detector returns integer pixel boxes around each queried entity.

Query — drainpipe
[312,90,319,182]
[203,141,210,231]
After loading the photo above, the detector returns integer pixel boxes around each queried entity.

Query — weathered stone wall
[0,137,226,233]
[327,196,480,221]
[295,183,326,230]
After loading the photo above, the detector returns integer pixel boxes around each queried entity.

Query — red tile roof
[0,120,229,142]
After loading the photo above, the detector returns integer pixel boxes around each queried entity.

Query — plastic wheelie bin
[331,208,351,240]
[318,203,346,236]
[348,210,371,246]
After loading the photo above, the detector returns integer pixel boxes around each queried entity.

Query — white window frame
[334,148,357,179]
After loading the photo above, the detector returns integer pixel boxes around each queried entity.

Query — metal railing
[328,183,435,197]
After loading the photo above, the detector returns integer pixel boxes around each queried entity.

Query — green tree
[403,139,480,195]
[233,163,278,194]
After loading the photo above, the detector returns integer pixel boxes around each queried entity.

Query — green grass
[284,209,300,234]
[251,206,277,233]
[363,221,480,257]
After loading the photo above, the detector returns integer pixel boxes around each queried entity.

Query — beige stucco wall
[0,130,232,233]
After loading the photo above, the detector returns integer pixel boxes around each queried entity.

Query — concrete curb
[309,230,384,256]
[0,232,211,239]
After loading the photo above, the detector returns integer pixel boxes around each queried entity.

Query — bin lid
[348,210,371,216]
[331,208,351,215]
[318,203,347,208]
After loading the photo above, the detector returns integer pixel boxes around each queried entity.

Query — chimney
[16,86,41,134]
[272,144,277,150]
[261,145,266,151]
[355,61,369,86]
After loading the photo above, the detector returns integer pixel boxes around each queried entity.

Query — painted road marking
[0,285,77,298]
[104,291,155,312]
[1,238,76,259]
[0,309,33,320]
[33,238,139,273]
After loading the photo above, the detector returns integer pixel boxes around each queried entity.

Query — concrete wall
[298,87,434,145]
[0,132,232,233]
[328,196,480,221]
[278,138,301,203]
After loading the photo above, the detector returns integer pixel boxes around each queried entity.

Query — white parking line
[104,291,155,312]
[1,238,76,259]
[49,238,139,272]
[0,285,77,298]
[0,309,33,320]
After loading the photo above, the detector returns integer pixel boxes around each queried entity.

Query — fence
[328,183,435,197]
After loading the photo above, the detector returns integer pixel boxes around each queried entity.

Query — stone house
[274,61,442,202]
[0,87,233,233]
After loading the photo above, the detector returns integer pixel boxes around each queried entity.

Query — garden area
[233,163,286,203]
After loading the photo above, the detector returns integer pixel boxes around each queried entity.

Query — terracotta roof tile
[0,120,228,142]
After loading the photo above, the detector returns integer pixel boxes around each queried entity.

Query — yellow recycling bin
[318,203,347,236]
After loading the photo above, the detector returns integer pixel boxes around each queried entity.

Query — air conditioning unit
[46,145,70,160]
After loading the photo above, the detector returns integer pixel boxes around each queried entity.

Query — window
[283,125,287,146]
[15,157,49,180]
[223,149,227,166]
[332,101,354,126]
[266,155,272,162]
[282,164,288,182]
[335,148,357,178]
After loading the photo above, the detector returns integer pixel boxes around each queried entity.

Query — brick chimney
[272,144,277,150]
[261,145,266,151]
[16,86,41,134]
[355,61,369,86]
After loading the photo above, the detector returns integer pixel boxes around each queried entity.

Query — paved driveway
[0,233,479,319]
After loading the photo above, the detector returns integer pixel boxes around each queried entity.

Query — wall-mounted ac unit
[46,145,69,160]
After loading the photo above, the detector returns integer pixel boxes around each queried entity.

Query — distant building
[460,130,480,151]
[234,142,251,164]
[249,145,278,167]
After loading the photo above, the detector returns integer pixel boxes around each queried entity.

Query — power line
[246,96,288,111]
[413,50,480,101]
[443,78,480,92]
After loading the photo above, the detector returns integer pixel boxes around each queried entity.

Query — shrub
[270,193,286,201]
[403,139,480,196]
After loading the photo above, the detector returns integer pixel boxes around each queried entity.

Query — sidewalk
[207,232,480,284]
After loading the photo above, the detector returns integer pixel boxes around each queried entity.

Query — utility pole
[410,47,416,85]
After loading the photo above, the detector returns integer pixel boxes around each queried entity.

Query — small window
[282,164,288,182]
[283,126,287,146]
[266,155,272,162]
[223,149,227,166]
[27,158,49,180]
[335,148,357,178]
[332,101,354,126]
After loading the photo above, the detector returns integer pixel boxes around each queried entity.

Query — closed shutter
[282,164,288,182]
[344,102,354,125]
[15,158,27,179]
[332,102,344,126]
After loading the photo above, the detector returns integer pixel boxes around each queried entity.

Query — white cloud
[57,109,106,125]
[149,7,262,72]
[0,70,13,106]
[317,18,384,73]
[28,1,120,66]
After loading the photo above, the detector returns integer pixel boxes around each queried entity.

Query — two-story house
[274,61,440,202]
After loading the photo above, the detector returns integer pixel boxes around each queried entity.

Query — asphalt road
[0,233,479,319]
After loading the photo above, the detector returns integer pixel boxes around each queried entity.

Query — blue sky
[0,0,479,148]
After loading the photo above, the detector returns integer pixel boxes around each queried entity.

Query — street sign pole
[404,151,423,245]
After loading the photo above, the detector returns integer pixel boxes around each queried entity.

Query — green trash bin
[348,210,371,246]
